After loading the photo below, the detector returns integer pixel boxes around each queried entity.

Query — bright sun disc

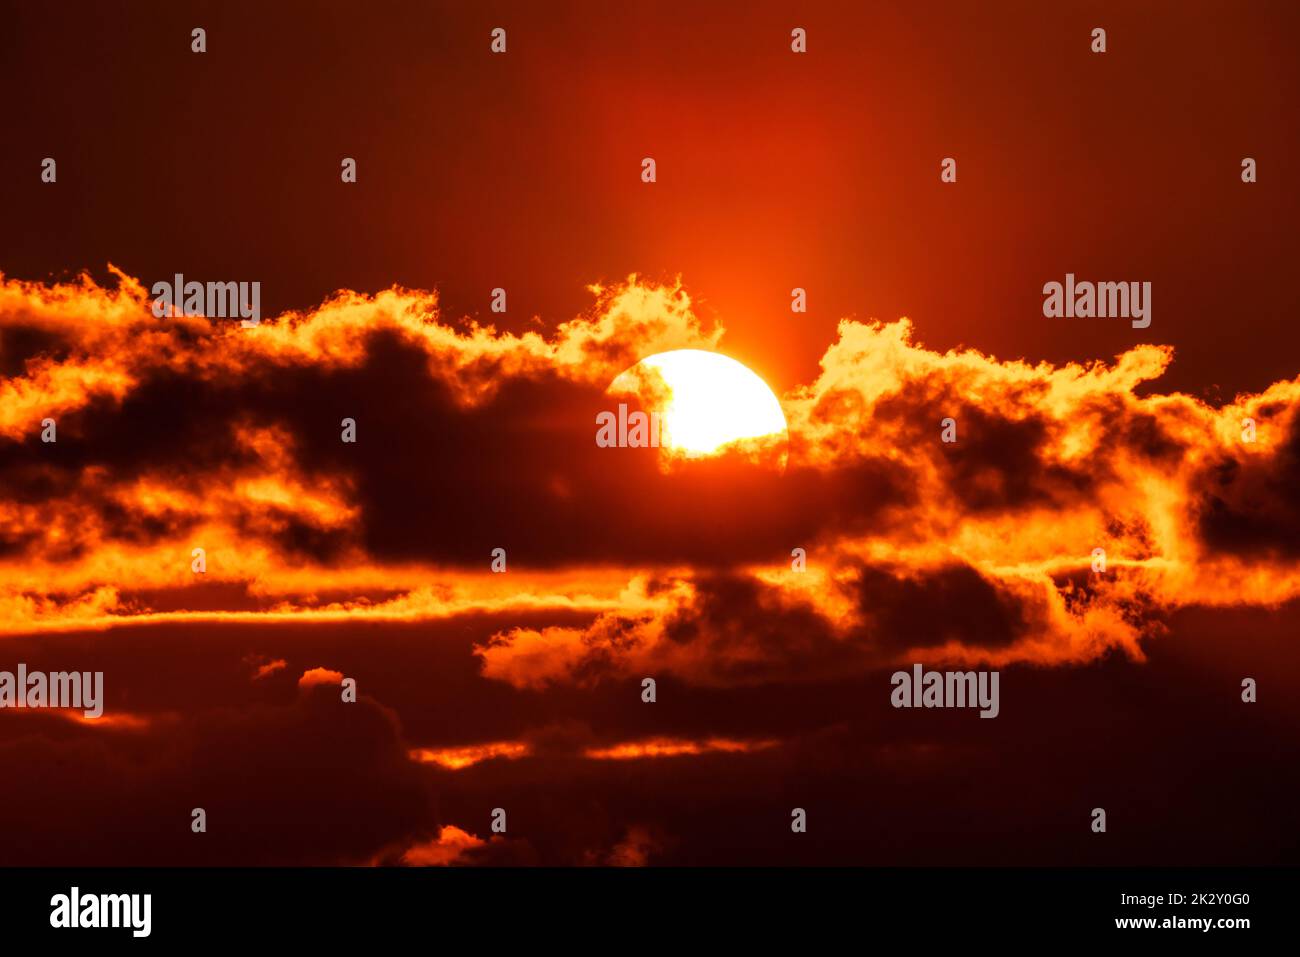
[610,349,788,456]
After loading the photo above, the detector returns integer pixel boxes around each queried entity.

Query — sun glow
[610,349,788,456]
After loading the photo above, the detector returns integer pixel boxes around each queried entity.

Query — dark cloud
[0,684,433,865]
[1196,414,1300,558]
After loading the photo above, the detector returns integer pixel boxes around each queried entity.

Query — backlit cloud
[3,270,1298,690]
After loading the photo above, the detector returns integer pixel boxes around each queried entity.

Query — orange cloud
[56,710,158,731]
[398,826,486,866]
[298,667,344,689]
[252,659,287,680]
[473,315,1300,684]
[584,736,778,760]
[3,268,1299,687]
[410,741,530,770]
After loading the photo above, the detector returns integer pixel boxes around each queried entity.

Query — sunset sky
[1,1,1298,866]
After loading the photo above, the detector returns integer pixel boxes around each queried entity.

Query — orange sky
[1,0,1298,867]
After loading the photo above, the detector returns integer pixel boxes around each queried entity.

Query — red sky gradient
[0,0,1298,866]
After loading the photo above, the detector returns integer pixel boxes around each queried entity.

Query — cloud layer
[2,269,1298,864]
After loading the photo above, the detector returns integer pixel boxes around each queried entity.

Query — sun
[609,349,788,457]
